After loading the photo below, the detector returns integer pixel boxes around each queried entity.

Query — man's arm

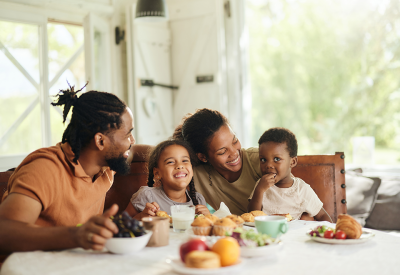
[0,194,119,253]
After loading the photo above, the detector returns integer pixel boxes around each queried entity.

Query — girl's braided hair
[147,139,199,205]
[51,82,127,163]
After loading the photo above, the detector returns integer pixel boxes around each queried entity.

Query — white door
[168,0,228,126]
[126,5,174,145]
[84,13,112,93]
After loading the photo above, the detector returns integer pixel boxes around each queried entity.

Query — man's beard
[106,153,131,175]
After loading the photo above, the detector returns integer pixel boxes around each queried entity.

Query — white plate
[240,242,282,257]
[167,258,244,275]
[306,230,375,244]
[244,222,255,227]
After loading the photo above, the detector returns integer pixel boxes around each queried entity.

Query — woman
[173,108,262,215]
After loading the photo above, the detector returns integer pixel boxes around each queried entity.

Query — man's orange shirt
[2,142,114,227]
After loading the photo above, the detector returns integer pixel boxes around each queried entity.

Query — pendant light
[135,0,168,21]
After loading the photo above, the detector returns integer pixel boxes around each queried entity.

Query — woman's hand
[75,204,119,250]
[140,202,160,218]
[195,204,211,215]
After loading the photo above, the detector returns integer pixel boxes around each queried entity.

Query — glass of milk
[170,205,195,233]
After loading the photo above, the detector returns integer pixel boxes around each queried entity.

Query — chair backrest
[104,161,148,214]
[291,152,347,223]
[0,169,14,201]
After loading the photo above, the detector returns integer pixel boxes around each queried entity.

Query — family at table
[0,86,331,254]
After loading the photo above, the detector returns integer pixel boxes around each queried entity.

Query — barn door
[126,5,173,145]
[168,0,228,126]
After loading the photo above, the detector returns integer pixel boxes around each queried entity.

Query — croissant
[335,214,362,239]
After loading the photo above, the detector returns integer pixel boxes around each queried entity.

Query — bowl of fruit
[105,211,152,254]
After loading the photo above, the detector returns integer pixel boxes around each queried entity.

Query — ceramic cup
[255,216,288,238]
[142,217,170,247]
[170,205,195,233]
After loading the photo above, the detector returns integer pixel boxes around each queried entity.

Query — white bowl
[240,242,282,258]
[105,231,153,254]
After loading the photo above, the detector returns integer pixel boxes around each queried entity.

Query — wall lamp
[139,79,179,90]
[135,0,168,21]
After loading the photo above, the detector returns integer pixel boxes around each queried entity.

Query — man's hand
[141,202,160,218]
[195,205,211,215]
[75,204,119,250]
[256,173,277,193]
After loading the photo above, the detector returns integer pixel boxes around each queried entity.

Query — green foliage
[247,0,400,163]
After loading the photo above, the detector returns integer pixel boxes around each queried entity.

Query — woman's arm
[314,208,333,222]
[300,212,315,221]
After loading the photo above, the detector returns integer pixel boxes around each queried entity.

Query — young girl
[125,140,210,220]
[248,127,331,222]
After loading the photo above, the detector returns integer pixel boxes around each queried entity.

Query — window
[246,0,400,165]
[0,12,85,170]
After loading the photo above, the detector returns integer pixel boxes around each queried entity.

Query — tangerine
[210,237,240,267]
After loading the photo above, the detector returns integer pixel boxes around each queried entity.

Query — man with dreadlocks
[0,84,138,253]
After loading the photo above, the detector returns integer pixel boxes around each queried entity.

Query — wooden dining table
[0,220,399,275]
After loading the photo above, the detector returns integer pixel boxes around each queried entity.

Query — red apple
[179,239,209,262]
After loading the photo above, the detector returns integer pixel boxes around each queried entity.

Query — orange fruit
[210,237,240,267]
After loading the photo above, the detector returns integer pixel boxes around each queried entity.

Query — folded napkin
[212,202,232,218]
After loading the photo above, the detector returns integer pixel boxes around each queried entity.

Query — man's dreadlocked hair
[51,82,127,163]
[147,139,200,205]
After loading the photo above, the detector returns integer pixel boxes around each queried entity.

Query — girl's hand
[141,202,160,218]
[257,173,277,192]
[195,205,210,215]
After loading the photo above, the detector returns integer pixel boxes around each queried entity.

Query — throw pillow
[365,176,400,230]
[345,170,381,226]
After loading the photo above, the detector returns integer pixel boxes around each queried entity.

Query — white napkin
[212,202,232,218]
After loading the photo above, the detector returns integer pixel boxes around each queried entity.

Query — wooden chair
[291,152,347,223]
[104,162,148,214]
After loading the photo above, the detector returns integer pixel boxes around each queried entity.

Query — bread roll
[335,214,362,239]
[241,213,255,222]
[250,210,267,217]
[156,210,172,223]
[185,251,221,269]
[271,213,293,221]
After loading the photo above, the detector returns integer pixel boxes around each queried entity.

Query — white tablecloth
[1,221,399,275]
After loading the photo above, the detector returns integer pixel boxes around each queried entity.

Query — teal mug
[255,216,288,238]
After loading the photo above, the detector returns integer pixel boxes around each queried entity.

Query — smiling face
[259,141,297,188]
[105,108,135,175]
[153,145,193,191]
[199,124,242,181]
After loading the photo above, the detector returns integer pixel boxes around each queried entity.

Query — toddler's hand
[257,173,277,192]
[141,202,160,218]
[195,205,211,215]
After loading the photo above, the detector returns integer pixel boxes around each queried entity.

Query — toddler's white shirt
[249,176,323,220]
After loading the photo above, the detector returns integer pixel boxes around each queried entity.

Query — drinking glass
[170,205,195,233]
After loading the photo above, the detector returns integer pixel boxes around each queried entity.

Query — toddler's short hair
[258,127,298,157]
